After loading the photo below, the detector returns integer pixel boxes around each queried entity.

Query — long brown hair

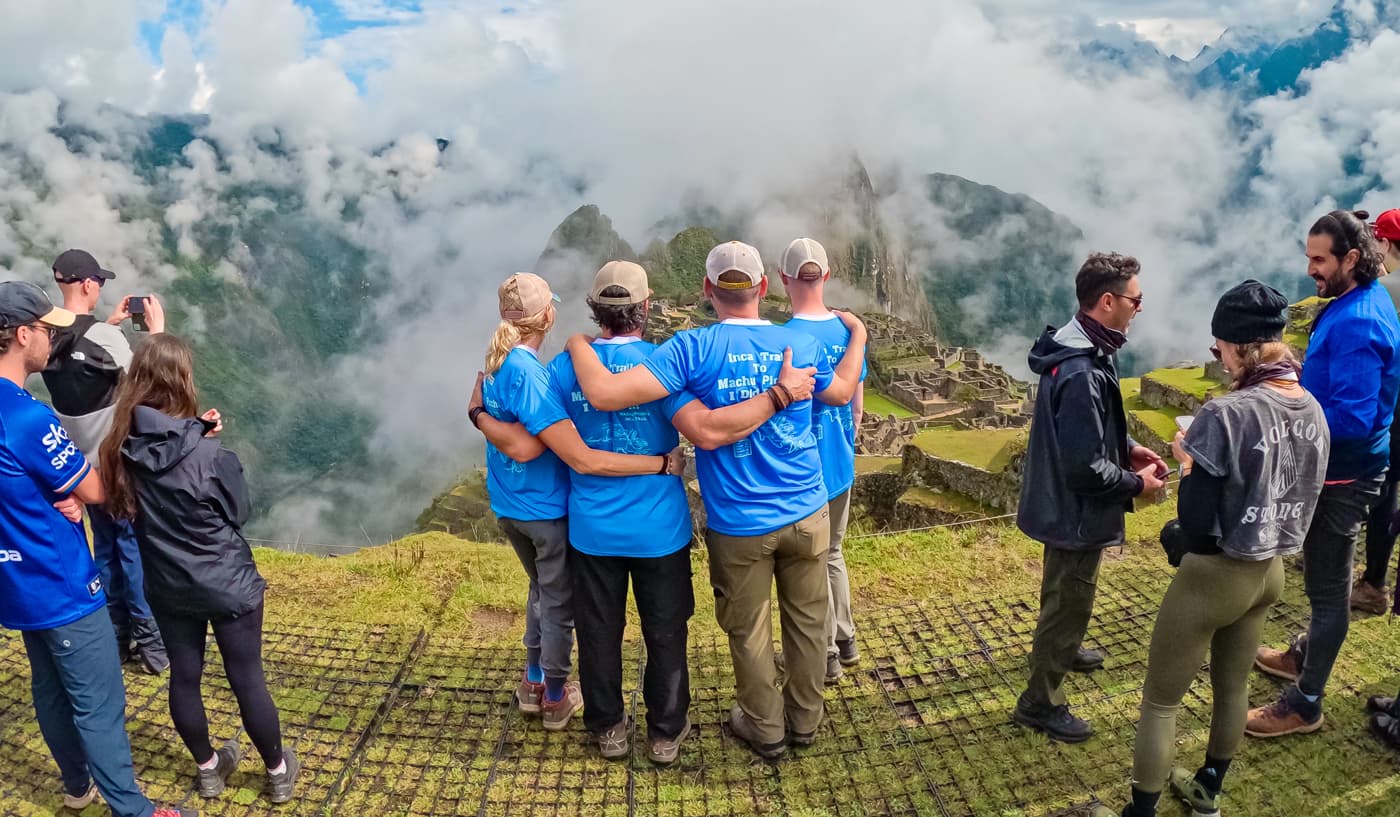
[1229,340,1296,391]
[100,334,201,520]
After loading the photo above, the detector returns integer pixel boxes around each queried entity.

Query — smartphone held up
[128,295,150,332]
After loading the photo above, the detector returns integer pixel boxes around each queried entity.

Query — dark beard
[1318,275,1349,298]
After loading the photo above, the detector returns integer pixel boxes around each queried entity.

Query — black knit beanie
[1211,279,1288,344]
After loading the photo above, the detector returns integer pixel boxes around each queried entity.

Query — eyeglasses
[26,323,56,341]
[1209,345,1222,361]
[1113,292,1144,308]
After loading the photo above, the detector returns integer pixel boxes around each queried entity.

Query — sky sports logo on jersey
[42,422,80,470]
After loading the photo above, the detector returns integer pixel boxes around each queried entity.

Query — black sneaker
[825,653,844,685]
[835,638,860,667]
[1012,700,1094,743]
[1366,695,1397,716]
[267,748,300,805]
[196,741,242,798]
[1370,711,1400,752]
[1071,647,1105,673]
[728,706,787,760]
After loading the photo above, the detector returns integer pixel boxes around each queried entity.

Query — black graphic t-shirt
[1183,386,1330,561]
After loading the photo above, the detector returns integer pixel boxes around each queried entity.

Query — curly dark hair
[1075,252,1141,311]
[0,326,15,355]
[588,286,648,335]
[1309,209,1385,286]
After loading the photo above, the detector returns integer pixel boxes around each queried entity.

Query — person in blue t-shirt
[471,272,689,733]
[0,281,192,817]
[779,238,867,685]
[474,261,816,765]
[1249,210,1400,738]
[563,241,867,759]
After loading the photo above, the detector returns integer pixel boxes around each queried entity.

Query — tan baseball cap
[705,241,765,290]
[590,261,652,305]
[781,237,829,281]
[498,272,560,320]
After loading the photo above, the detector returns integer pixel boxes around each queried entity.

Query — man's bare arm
[565,334,671,411]
[817,311,868,406]
[671,348,815,450]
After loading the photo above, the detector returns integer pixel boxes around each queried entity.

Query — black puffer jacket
[1016,321,1144,551]
[122,406,265,618]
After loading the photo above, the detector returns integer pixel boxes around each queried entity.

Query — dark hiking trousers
[1020,546,1104,711]
[571,544,694,739]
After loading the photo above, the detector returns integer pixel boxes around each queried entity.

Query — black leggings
[155,601,284,768]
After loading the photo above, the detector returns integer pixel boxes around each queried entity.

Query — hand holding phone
[1174,415,1194,434]
[128,295,149,332]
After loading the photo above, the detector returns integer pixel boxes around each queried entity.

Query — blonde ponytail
[484,305,556,374]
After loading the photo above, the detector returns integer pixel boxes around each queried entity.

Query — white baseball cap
[705,241,765,290]
[781,237,829,281]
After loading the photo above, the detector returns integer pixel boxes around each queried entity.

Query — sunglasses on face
[1113,292,1144,308]
[1210,345,1222,361]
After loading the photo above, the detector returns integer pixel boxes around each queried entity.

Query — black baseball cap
[0,281,76,329]
[52,249,116,283]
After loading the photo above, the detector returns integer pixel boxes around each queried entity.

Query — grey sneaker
[1169,766,1222,817]
[515,674,544,714]
[196,742,242,798]
[825,653,844,685]
[595,720,630,760]
[62,782,97,810]
[541,681,583,731]
[835,638,860,667]
[648,718,692,766]
[267,747,300,805]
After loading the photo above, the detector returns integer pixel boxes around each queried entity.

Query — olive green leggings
[1132,552,1284,793]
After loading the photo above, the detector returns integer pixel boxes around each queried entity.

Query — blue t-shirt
[0,378,105,631]
[549,338,694,557]
[785,314,867,499]
[482,347,570,521]
[643,320,835,536]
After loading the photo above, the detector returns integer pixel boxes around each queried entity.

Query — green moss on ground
[855,455,904,474]
[911,426,1026,472]
[862,391,918,419]
[1141,366,1222,402]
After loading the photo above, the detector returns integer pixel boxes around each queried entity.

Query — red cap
[1374,209,1400,241]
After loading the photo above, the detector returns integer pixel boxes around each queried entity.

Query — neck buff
[1076,311,1127,355]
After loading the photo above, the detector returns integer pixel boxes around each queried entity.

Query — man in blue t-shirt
[0,281,192,817]
[779,238,867,685]
[564,241,867,759]
[474,261,817,765]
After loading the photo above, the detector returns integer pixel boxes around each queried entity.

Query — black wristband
[658,454,670,475]
[469,406,486,429]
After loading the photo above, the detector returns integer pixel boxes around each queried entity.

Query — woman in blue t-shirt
[475,272,682,731]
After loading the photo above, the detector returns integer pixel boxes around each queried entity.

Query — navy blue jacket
[1017,320,1144,551]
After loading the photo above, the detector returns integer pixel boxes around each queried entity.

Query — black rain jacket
[1016,321,1144,551]
[122,406,265,618]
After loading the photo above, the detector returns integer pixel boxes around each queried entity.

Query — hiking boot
[1253,634,1306,682]
[151,808,198,817]
[1365,695,1397,716]
[267,747,300,805]
[540,681,583,731]
[1169,766,1222,817]
[62,782,97,810]
[595,720,630,760]
[1071,647,1105,673]
[1012,700,1094,743]
[1245,687,1323,738]
[648,718,691,766]
[131,618,169,675]
[515,674,544,714]
[1370,711,1400,751]
[835,638,860,667]
[825,653,844,685]
[1351,578,1391,615]
[196,741,242,798]
[728,705,787,760]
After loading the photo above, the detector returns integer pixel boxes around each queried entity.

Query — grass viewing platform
[4,504,1398,817]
